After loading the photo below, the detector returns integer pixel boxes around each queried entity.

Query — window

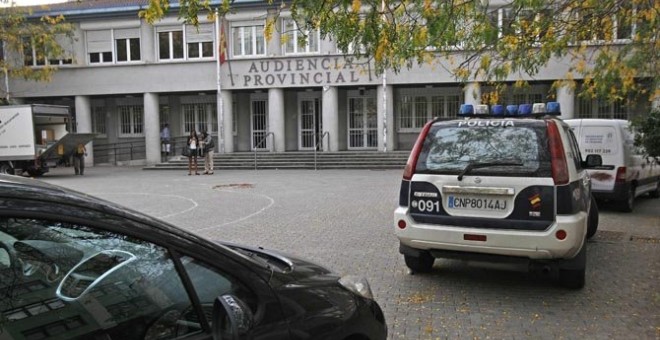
[87,30,113,64]
[115,28,141,62]
[119,105,144,137]
[398,89,461,131]
[183,102,217,134]
[158,29,184,60]
[0,217,200,340]
[232,24,266,57]
[91,105,106,137]
[186,24,214,59]
[283,19,319,54]
[23,35,73,67]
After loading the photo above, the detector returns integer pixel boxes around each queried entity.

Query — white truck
[0,104,95,176]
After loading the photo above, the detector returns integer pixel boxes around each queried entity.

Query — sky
[0,0,70,7]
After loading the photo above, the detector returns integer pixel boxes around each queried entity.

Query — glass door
[348,94,377,149]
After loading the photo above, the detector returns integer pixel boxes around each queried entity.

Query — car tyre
[404,252,434,273]
[586,195,599,239]
[0,163,14,175]
[619,187,635,213]
[558,268,586,289]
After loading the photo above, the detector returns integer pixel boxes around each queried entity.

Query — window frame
[282,18,320,55]
[118,104,144,138]
[397,88,462,132]
[231,23,266,58]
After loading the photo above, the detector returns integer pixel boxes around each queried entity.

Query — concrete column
[221,90,234,153]
[74,95,93,166]
[268,88,285,152]
[143,92,160,165]
[322,86,338,151]
[141,22,155,63]
[464,82,481,106]
[556,83,575,119]
[377,85,394,152]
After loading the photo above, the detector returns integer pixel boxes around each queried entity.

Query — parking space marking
[90,192,199,219]
[196,188,275,231]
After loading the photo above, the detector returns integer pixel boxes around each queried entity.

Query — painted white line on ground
[196,189,275,231]
[89,192,199,219]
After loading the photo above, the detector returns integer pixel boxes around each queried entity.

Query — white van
[566,119,660,212]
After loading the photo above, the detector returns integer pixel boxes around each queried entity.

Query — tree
[144,0,658,106]
[631,108,660,158]
[0,5,73,103]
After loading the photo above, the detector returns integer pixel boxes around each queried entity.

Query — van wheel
[619,187,635,213]
[0,163,14,175]
[586,196,599,239]
[650,181,660,199]
[404,252,434,273]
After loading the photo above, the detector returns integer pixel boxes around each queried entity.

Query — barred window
[183,103,217,134]
[118,105,143,137]
[398,90,462,131]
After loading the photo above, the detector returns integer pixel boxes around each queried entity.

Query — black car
[0,175,387,340]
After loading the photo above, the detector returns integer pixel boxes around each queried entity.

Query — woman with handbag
[186,130,200,175]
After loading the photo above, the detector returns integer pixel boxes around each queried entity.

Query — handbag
[181,146,191,157]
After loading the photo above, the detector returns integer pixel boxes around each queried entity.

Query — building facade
[2,0,653,166]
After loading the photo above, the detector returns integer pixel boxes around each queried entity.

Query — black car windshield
[415,120,551,177]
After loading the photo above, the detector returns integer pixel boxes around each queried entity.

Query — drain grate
[213,183,255,189]
[592,230,626,242]
[629,235,660,244]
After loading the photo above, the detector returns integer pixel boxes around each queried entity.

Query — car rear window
[415,120,552,177]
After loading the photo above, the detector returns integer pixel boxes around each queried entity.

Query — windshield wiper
[458,160,523,181]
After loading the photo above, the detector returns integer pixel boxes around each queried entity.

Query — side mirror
[212,294,254,340]
[584,154,603,168]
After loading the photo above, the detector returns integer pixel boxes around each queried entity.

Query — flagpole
[381,0,387,152]
[215,9,225,154]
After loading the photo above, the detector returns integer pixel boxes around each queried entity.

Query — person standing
[160,123,171,158]
[201,131,214,175]
[187,130,200,175]
[73,143,86,175]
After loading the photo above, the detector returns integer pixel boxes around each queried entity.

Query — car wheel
[558,268,586,289]
[619,187,635,213]
[404,252,434,273]
[0,163,14,175]
[557,244,586,289]
[586,196,599,239]
[650,181,660,199]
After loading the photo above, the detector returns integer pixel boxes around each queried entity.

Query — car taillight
[615,166,627,183]
[546,121,569,185]
[403,120,435,180]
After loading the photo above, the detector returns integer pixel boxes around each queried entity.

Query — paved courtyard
[40,166,659,339]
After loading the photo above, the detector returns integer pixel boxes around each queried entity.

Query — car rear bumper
[394,207,586,260]
[592,182,631,201]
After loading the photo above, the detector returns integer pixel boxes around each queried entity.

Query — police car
[394,103,602,289]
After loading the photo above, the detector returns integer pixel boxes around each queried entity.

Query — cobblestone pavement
[41,166,659,340]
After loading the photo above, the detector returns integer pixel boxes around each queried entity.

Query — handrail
[253,132,274,170]
[314,131,330,170]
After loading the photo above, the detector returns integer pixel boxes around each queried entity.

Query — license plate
[447,195,508,211]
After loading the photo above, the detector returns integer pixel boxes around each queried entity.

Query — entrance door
[348,95,377,149]
[299,94,322,150]
[251,95,268,150]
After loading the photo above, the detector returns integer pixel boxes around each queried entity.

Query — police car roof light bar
[532,103,546,115]
[458,104,474,116]
[518,104,533,116]
[491,105,505,116]
[475,105,489,115]
[546,102,561,115]
[506,105,518,116]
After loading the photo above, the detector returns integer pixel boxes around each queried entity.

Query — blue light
[459,104,474,116]
[518,104,533,116]
[491,105,504,116]
[506,105,518,116]
[546,102,561,115]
